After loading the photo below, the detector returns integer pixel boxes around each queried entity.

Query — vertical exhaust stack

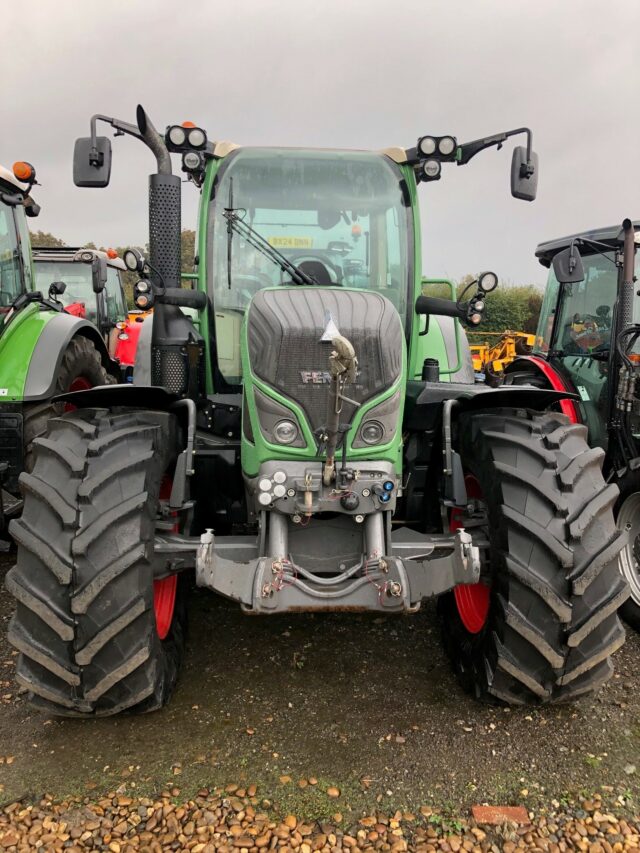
[619,218,636,332]
[136,106,197,393]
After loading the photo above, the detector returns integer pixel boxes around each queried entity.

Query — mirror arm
[571,237,621,266]
[458,127,533,172]
[88,106,171,175]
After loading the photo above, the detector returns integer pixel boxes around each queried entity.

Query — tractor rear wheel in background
[22,336,115,474]
[439,409,628,704]
[6,408,187,716]
[614,472,640,632]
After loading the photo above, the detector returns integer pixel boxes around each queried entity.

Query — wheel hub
[617,492,640,606]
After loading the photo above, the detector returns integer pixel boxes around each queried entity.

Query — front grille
[247,288,403,433]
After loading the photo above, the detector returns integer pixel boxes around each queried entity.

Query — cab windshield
[208,148,411,384]
[535,251,640,355]
[34,261,126,325]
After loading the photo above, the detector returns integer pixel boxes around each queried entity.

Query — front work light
[478,271,498,293]
[438,136,456,156]
[418,136,437,156]
[187,127,206,148]
[168,125,187,147]
[183,150,204,171]
[422,159,441,180]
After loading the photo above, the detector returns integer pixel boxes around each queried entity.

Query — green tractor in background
[0,163,116,537]
[6,108,627,715]
[505,220,640,628]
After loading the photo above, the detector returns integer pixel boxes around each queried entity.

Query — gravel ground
[0,549,639,835]
[0,787,639,852]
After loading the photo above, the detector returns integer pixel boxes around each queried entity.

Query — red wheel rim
[154,575,177,641]
[154,476,178,641]
[450,474,490,634]
[64,376,92,412]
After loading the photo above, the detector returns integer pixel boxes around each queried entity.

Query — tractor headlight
[253,388,306,448]
[352,390,401,449]
[273,419,299,445]
[418,136,437,156]
[438,136,456,156]
[359,420,385,445]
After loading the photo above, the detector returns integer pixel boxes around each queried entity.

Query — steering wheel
[287,249,342,278]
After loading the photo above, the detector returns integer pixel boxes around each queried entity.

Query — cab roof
[32,246,126,270]
[0,165,26,192]
[536,220,640,268]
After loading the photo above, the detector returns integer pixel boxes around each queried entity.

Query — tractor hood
[241,286,405,474]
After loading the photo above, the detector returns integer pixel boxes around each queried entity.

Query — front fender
[55,383,179,411]
[405,378,578,431]
[505,355,580,423]
[23,312,117,401]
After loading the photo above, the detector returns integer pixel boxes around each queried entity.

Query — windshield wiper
[222,207,317,287]
[549,347,610,361]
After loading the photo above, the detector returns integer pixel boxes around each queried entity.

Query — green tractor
[505,220,640,628]
[0,163,116,536]
[6,108,627,715]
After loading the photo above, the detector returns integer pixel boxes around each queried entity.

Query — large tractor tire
[614,471,640,632]
[23,336,116,474]
[439,409,628,704]
[6,408,187,716]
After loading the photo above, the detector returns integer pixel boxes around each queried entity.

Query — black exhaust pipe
[135,106,200,392]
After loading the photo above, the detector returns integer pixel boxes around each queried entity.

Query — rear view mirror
[73,136,112,187]
[511,146,538,201]
[91,257,108,293]
[48,281,67,298]
[552,245,585,284]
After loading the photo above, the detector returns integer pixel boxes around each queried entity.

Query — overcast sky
[3,0,638,286]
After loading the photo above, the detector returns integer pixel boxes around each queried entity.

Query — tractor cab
[207,147,412,387]
[32,246,130,362]
[0,164,37,315]
[533,222,640,448]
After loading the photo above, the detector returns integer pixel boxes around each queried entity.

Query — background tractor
[0,163,117,537]
[5,109,627,716]
[506,220,640,628]
[33,245,142,374]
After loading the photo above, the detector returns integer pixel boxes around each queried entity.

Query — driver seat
[297,259,334,286]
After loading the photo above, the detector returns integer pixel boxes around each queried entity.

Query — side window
[14,205,33,291]
[0,204,23,306]
[105,268,127,323]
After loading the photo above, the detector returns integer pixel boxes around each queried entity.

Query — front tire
[6,408,187,716]
[439,409,628,704]
[23,335,116,473]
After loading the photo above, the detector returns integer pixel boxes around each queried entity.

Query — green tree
[29,230,65,248]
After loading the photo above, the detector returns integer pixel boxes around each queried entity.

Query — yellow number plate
[268,236,314,249]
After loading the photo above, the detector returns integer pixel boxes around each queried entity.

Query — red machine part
[63,302,87,319]
[154,476,178,640]
[450,474,491,634]
[113,317,144,367]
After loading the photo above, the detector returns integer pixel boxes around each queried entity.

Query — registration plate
[268,236,314,249]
